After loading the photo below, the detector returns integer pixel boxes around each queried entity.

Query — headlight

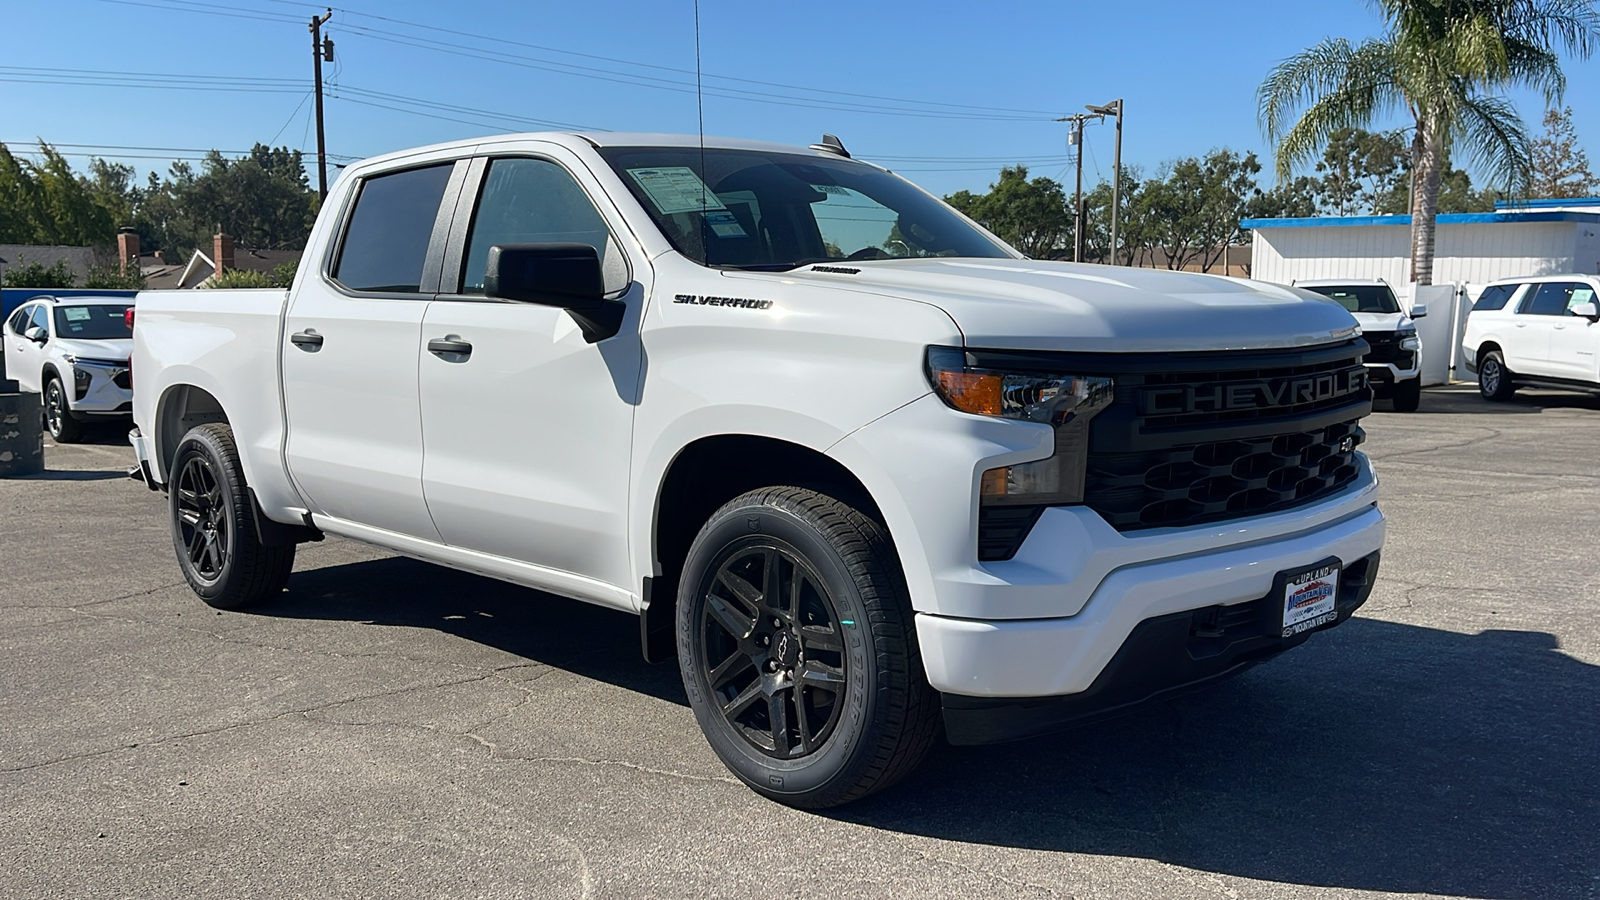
[926,346,1113,507]
[1400,336,1421,351]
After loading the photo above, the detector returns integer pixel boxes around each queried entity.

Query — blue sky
[2,0,1596,199]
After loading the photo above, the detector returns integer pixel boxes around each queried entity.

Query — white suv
[1462,275,1600,401]
[1294,279,1426,411]
[3,295,134,442]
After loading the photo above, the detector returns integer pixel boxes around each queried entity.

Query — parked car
[1462,274,1600,401]
[1294,279,1426,411]
[2,294,133,442]
[130,131,1385,808]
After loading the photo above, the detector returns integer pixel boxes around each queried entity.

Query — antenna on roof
[810,134,851,158]
[693,0,708,219]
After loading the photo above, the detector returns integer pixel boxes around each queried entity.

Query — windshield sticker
[811,184,851,196]
[62,307,92,321]
[704,210,747,238]
[627,167,728,215]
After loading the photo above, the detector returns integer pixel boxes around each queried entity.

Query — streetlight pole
[310,9,334,201]
[1086,100,1123,265]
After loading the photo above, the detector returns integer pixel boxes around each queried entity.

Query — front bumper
[941,551,1380,744]
[1364,359,1419,392]
[67,363,133,416]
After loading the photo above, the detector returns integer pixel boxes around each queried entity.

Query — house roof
[0,245,100,277]
[176,247,302,288]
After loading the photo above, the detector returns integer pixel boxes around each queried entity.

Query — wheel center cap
[773,630,799,668]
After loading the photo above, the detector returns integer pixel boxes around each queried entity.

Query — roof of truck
[346,132,857,172]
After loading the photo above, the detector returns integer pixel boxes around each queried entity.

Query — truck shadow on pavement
[266,557,1598,899]
[1401,387,1600,416]
[842,618,1600,900]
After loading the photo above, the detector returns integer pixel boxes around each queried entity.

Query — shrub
[2,259,76,288]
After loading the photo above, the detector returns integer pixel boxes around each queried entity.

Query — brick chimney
[213,232,235,278]
[116,227,140,275]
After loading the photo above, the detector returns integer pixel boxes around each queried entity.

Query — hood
[790,259,1360,352]
[55,337,132,362]
[1350,310,1409,333]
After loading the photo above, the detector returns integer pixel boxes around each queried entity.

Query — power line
[1,141,359,161]
[248,0,1064,117]
[72,0,1055,122]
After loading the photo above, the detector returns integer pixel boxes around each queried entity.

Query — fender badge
[674,293,773,310]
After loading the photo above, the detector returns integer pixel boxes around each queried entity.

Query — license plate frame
[1280,559,1341,638]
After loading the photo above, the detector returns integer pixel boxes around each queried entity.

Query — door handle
[427,336,473,359]
[290,329,324,350]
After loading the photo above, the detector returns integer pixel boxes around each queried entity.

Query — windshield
[1302,284,1401,314]
[597,146,1014,270]
[53,304,132,340]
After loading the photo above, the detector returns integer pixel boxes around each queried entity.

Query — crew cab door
[1543,282,1600,382]
[417,151,644,597]
[282,159,466,540]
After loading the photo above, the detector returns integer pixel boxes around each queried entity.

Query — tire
[168,422,295,610]
[1391,377,1422,412]
[676,486,939,809]
[43,377,83,443]
[1479,350,1516,401]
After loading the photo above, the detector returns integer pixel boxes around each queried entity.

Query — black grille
[1084,419,1365,530]
[1077,340,1372,532]
[112,370,132,390]
[1362,331,1408,366]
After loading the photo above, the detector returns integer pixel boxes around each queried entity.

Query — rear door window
[1519,283,1581,316]
[333,163,455,293]
[6,306,32,334]
[1472,283,1517,312]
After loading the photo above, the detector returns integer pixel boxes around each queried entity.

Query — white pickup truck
[130,132,1385,808]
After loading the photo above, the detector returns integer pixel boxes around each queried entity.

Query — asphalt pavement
[2,387,1598,900]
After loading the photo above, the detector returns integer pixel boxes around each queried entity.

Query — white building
[1243,198,1600,384]
[1244,198,1600,290]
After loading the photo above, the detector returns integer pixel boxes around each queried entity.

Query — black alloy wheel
[175,453,230,585]
[677,487,940,809]
[168,423,295,609]
[699,543,849,759]
[44,377,83,443]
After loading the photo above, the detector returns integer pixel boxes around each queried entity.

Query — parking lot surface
[3,387,1598,900]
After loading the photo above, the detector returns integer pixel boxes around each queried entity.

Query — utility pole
[1056,111,1104,262]
[310,9,334,201]
[1087,100,1123,265]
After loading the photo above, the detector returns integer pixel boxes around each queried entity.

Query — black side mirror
[484,243,624,343]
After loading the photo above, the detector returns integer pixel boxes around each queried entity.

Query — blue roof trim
[1495,197,1600,210]
[1242,211,1600,229]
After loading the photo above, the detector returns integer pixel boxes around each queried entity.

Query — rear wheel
[676,486,939,809]
[168,423,295,609]
[1479,350,1516,401]
[1391,377,1422,412]
[43,377,83,443]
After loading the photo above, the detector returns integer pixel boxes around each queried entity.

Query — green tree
[83,264,147,290]
[945,166,1071,259]
[2,259,76,288]
[1315,128,1408,215]
[1529,106,1597,197]
[0,143,116,246]
[1259,0,1599,284]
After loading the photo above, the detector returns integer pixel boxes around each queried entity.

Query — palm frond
[1500,0,1600,59]
[1502,38,1568,102]
[1258,38,1403,179]
[1454,93,1534,193]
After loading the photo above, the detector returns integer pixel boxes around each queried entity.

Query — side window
[6,306,31,334]
[332,163,455,293]
[29,305,51,335]
[1521,282,1579,316]
[459,157,627,295]
[1566,284,1596,313]
[1471,284,1516,312]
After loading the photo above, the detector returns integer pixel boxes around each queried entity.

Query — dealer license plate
[1282,563,1340,637]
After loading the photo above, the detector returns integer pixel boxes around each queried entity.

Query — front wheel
[676,487,939,809]
[1479,351,1516,401]
[44,377,83,443]
[1391,377,1422,412]
[168,422,295,609]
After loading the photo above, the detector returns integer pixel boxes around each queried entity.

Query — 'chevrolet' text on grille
[1137,367,1369,415]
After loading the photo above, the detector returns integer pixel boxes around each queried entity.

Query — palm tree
[1259,0,1598,284]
